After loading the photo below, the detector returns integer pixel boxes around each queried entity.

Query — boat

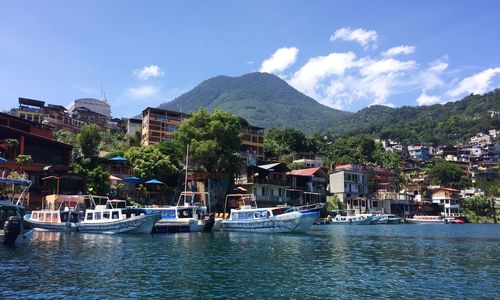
[405,215,445,224]
[0,178,34,244]
[220,194,320,233]
[329,209,373,225]
[78,196,161,234]
[371,212,402,224]
[147,191,217,233]
[24,194,84,232]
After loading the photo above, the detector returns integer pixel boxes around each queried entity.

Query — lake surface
[1,224,499,299]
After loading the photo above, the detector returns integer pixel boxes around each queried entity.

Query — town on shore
[1,96,499,224]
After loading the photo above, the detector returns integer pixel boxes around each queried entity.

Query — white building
[329,165,370,213]
[66,97,112,119]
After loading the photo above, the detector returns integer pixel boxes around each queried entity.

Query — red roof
[287,167,322,177]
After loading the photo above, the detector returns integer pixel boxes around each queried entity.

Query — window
[103,212,110,219]
[32,212,38,219]
[86,212,93,220]
[373,201,378,208]
[353,200,359,206]
[112,211,119,219]
[95,212,101,220]
[262,187,265,196]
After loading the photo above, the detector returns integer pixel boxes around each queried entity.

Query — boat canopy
[0,178,32,186]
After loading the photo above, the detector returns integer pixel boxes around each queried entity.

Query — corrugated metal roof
[287,167,322,177]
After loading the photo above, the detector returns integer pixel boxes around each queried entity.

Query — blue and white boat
[78,197,161,234]
[0,177,34,244]
[147,192,217,233]
[221,194,320,233]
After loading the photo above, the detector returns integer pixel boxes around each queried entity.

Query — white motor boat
[147,192,217,233]
[24,195,84,232]
[406,215,445,224]
[329,210,373,225]
[78,197,161,234]
[0,178,33,245]
[221,194,320,233]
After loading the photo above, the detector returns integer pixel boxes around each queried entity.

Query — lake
[1,224,499,299]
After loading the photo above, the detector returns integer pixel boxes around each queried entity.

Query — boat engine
[2,216,22,244]
[203,213,215,232]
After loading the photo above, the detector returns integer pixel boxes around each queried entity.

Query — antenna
[100,82,107,102]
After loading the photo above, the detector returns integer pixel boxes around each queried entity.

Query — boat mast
[184,144,189,195]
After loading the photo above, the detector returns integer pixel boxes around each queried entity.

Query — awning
[145,179,164,185]
[109,175,122,181]
[108,156,127,162]
[122,176,143,184]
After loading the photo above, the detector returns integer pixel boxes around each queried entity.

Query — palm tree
[480,180,499,224]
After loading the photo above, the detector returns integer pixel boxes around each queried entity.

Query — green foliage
[155,140,184,171]
[160,72,351,134]
[86,166,110,195]
[174,108,242,175]
[124,146,179,180]
[327,194,343,212]
[16,154,33,164]
[372,144,402,171]
[100,131,130,152]
[288,162,305,170]
[54,130,76,146]
[427,159,463,187]
[478,180,500,223]
[320,135,376,168]
[329,89,500,144]
[76,124,102,167]
[462,195,491,217]
[264,128,318,160]
[5,138,19,147]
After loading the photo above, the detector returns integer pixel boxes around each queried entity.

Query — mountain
[158,72,500,144]
[329,89,500,144]
[159,72,351,134]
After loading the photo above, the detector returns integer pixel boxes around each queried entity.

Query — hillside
[328,89,500,144]
[160,72,351,134]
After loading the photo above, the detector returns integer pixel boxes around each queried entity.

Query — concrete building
[66,97,112,120]
[141,107,189,146]
[17,98,45,124]
[329,164,370,213]
[240,125,265,164]
[127,118,142,137]
[431,187,461,217]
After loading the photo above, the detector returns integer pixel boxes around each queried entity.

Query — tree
[54,130,76,146]
[155,140,185,171]
[76,124,102,167]
[319,135,376,169]
[327,194,343,212]
[174,108,241,175]
[479,180,500,224]
[264,128,316,160]
[427,159,463,187]
[124,146,179,180]
[86,166,110,196]
[16,154,32,177]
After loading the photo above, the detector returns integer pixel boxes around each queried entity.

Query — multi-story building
[240,125,265,164]
[0,112,72,209]
[42,104,85,133]
[329,164,370,213]
[17,98,45,124]
[66,97,112,120]
[141,107,189,146]
[408,145,431,161]
[292,152,324,168]
[127,118,142,137]
[287,167,328,204]
[431,187,461,217]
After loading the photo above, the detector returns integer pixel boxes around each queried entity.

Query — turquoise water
[1,225,499,299]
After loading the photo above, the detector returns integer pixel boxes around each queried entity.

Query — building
[0,112,72,209]
[287,167,328,204]
[127,118,142,137]
[16,98,45,124]
[431,187,461,217]
[329,164,370,213]
[42,104,85,133]
[70,106,109,130]
[66,97,112,120]
[292,152,324,168]
[408,145,431,161]
[240,125,265,164]
[141,107,189,146]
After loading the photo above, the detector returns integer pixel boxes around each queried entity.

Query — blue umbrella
[108,156,127,162]
[0,157,7,164]
[122,176,143,185]
[145,179,164,185]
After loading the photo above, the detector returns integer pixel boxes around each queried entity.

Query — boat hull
[24,215,78,232]
[153,219,206,233]
[222,211,319,233]
[79,214,160,234]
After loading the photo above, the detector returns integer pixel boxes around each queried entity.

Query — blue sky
[1,0,499,117]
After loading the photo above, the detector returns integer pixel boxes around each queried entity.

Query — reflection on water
[1,225,499,299]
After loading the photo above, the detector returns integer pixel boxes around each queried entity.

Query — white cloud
[417,91,441,106]
[360,58,416,77]
[330,27,378,50]
[259,47,299,74]
[134,65,165,80]
[382,45,415,57]
[446,67,500,97]
[127,85,161,98]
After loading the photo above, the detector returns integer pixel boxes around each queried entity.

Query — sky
[1,0,499,117]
